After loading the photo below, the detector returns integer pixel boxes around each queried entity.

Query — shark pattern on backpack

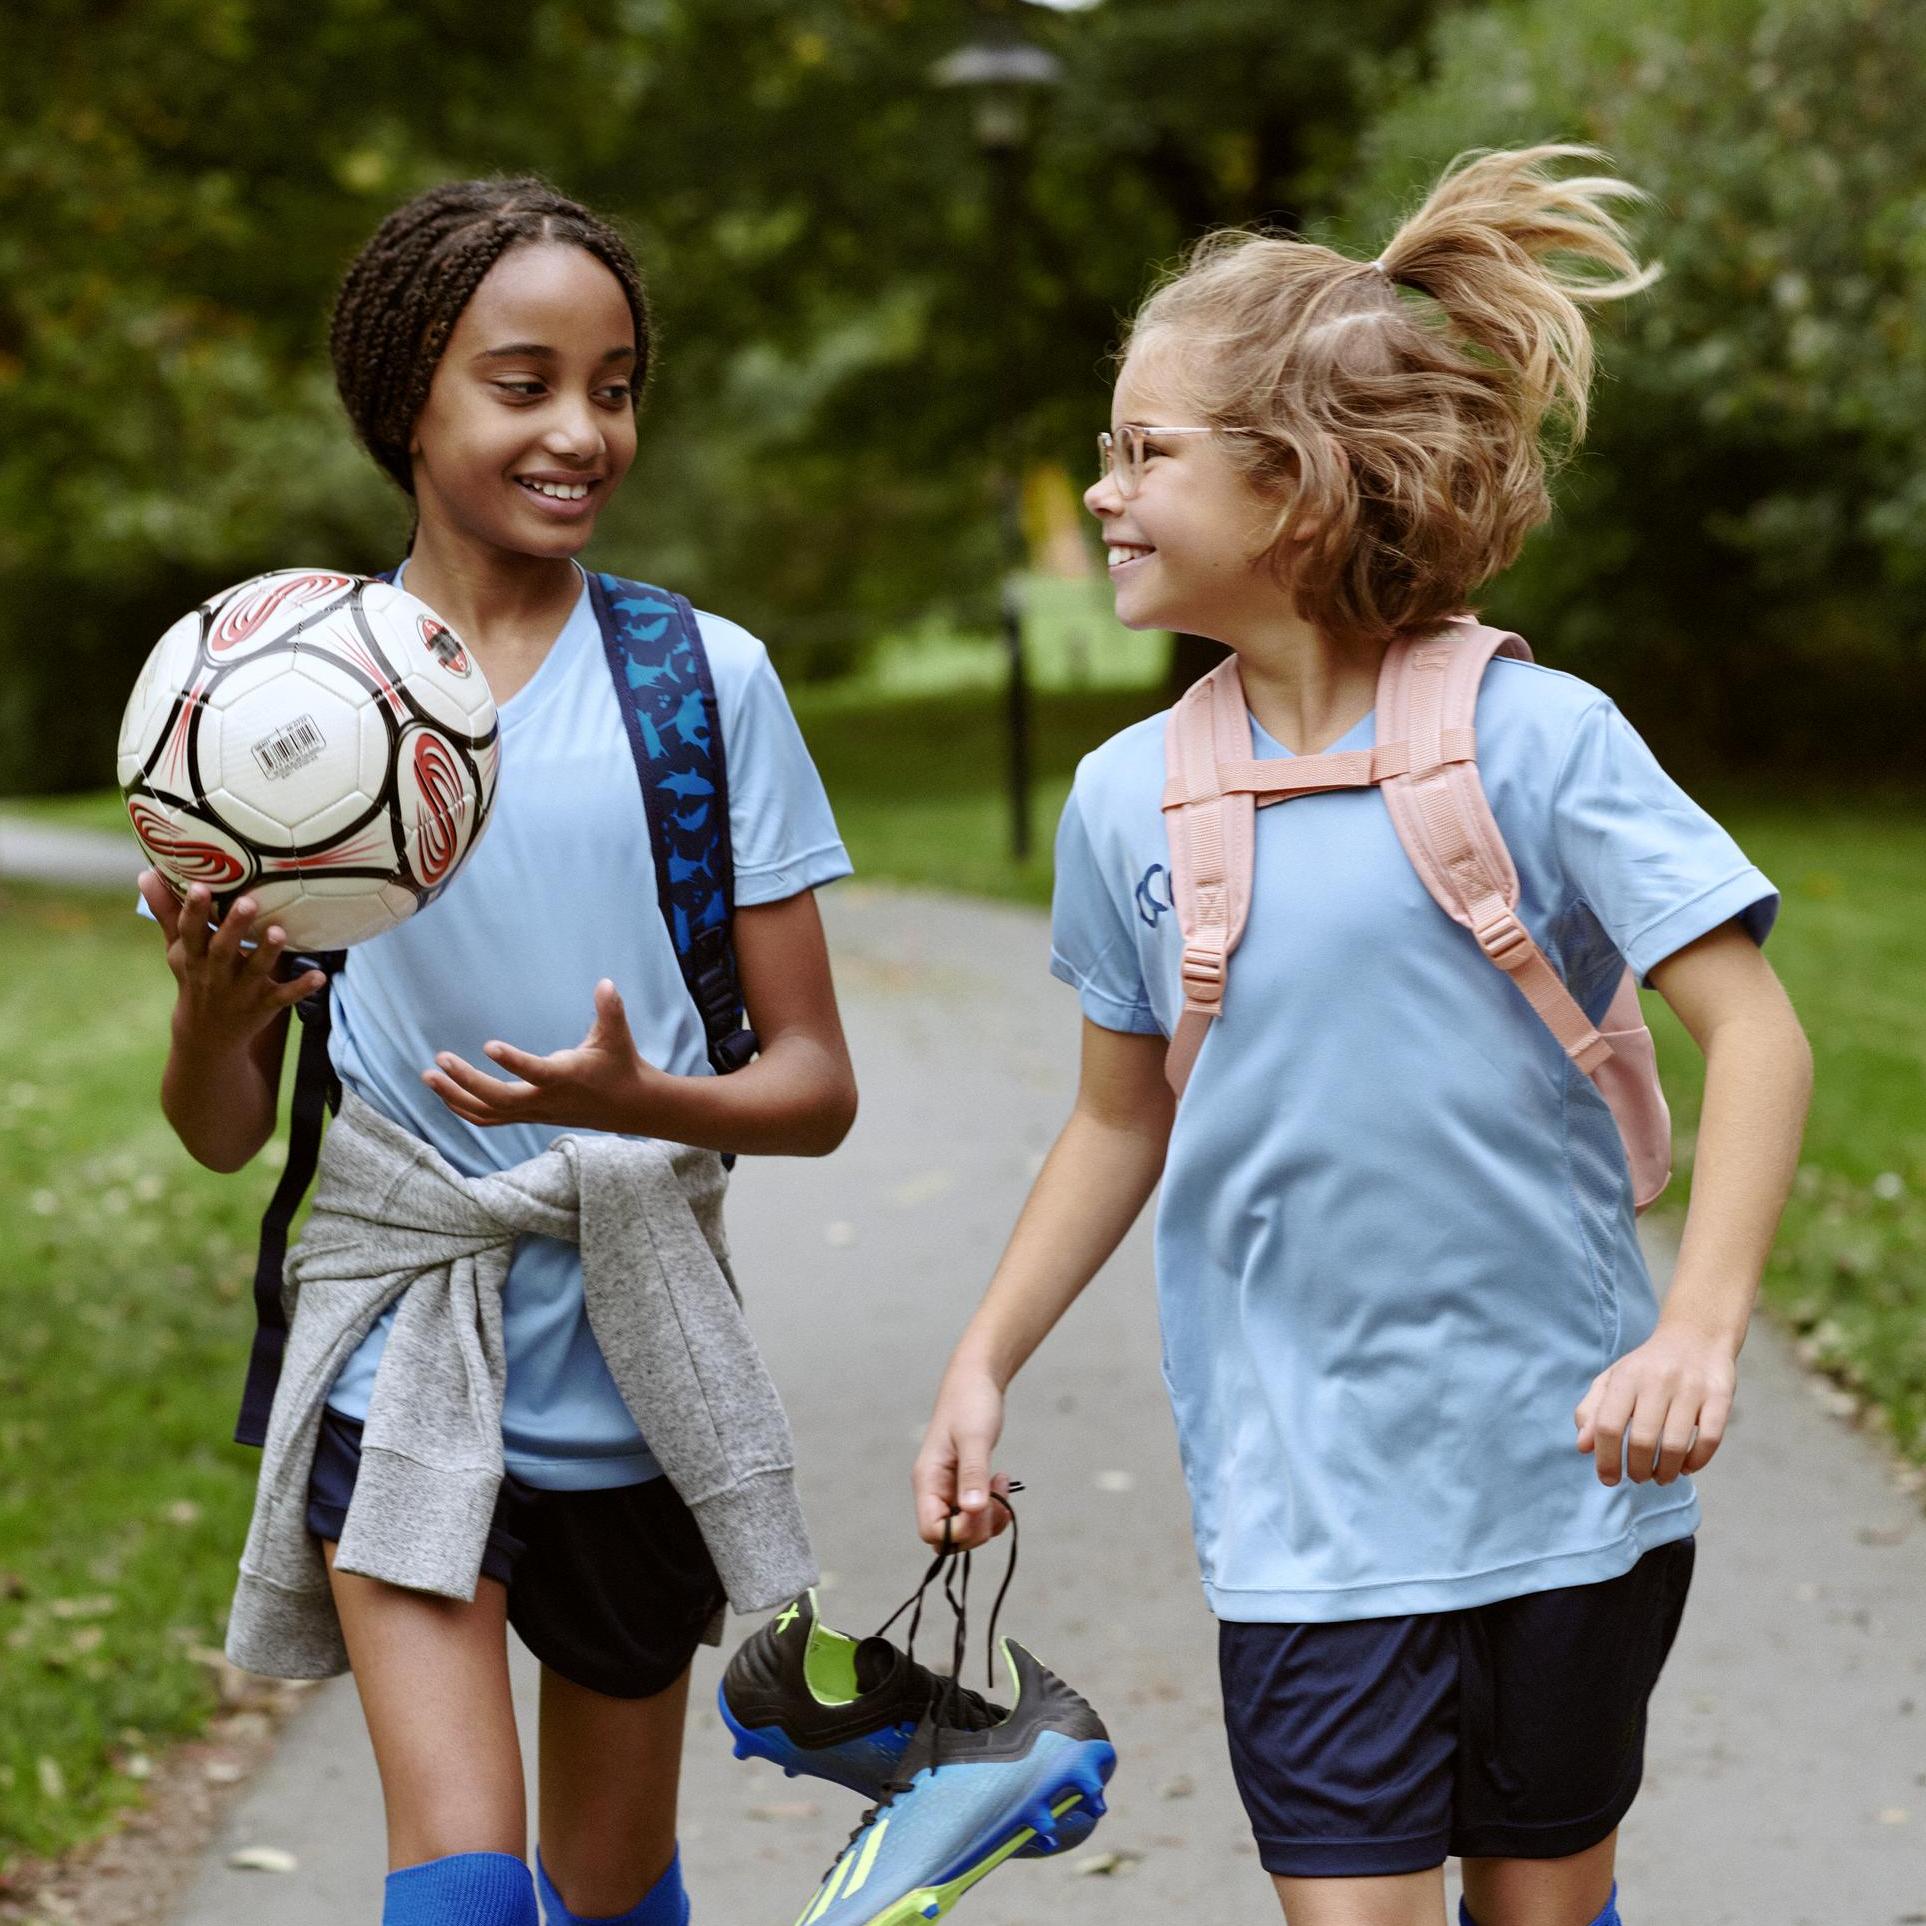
[1160,615,1671,1211]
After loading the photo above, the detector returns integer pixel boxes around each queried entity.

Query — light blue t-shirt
[1052,657,1777,1622]
[323,568,851,1489]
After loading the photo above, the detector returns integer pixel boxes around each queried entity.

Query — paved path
[0,816,140,890]
[165,887,1923,1925]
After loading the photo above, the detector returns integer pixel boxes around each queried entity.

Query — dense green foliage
[1341,0,1926,769]
[1,0,1439,791]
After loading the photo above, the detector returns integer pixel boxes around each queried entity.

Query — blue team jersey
[1051,656,1776,1621]
[324,566,850,1489]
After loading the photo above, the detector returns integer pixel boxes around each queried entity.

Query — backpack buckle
[1473,909,1532,973]
[1181,942,1226,1007]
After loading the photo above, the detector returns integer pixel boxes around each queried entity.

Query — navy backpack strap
[591,572,758,1078]
[235,953,344,1446]
[234,564,409,1444]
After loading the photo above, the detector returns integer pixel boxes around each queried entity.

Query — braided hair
[330,176,653,495]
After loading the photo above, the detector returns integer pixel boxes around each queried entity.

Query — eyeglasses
[1096,423,1260,499]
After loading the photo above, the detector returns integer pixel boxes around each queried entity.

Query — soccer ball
[119,569,502,949]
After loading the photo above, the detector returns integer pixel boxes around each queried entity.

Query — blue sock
[535,1846,689,1926]
[1459,1881,1619,1926]
[383,1851,539,1926]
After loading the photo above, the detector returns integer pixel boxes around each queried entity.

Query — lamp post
[932,1,1093,863]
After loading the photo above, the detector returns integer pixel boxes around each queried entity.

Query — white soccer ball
[119,569,501,949]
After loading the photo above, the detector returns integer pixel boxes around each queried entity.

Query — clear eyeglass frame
[1096,423,1260,498]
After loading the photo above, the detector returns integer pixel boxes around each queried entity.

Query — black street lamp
[932,0,1097,863]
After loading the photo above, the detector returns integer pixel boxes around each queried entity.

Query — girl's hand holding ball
[140,869,329,1054]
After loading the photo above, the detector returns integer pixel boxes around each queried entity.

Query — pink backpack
[1162,616,1671,1211]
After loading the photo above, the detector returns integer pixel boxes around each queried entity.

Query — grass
[2,640,1921,1870]
[0,885,284,1869]
[1,793,130,837]
[1637,802,1926,1457]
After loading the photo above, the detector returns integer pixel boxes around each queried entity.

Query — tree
[1338,0,1926,772]
[0,0,1449,789]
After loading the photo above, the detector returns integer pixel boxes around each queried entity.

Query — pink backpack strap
[1161,659,1255,1094]
[1376,621,1613,1076]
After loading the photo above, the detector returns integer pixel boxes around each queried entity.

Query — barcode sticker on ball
[251,715,326,780]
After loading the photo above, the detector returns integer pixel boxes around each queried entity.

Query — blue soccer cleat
[720,1588,961,1800]
[785,1635,1115,1926]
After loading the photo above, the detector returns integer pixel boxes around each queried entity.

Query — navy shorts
[1219,1536,1695,1877]
[306,1409,725,1701]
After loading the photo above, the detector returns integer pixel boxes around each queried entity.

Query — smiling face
[408,241,638,563]
[1084,344,1292,643]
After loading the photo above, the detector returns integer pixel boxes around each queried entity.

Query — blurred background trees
[1341,0,1926,769]
[3,0,1921,790]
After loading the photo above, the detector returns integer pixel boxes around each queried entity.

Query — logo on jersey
[1135,862,1174,928]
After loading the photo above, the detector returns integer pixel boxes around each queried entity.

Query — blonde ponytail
[1375,144,1658,446]
[1123,144,1660,647]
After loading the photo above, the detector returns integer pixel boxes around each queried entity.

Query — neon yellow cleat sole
[854,1792,1089,1925]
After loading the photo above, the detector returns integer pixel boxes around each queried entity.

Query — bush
[1340,0,1926,776]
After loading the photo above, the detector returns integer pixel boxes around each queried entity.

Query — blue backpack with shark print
[233,572,753,1448]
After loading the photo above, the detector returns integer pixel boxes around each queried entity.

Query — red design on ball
[417,615,471,677]
[411,735,465,885]
[210,573,352,653]
[129,801,246,886]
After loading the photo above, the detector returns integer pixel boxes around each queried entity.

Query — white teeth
[522,479,591,500]
[1108,544,1153,568]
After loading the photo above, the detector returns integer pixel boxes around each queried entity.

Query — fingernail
[962,1489,984,1507]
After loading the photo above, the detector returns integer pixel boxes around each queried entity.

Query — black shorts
[306,1408,725,1700]
[1218,1536,1695,1877]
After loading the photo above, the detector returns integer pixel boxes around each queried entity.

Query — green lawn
[1,679,1921,1871]
[1637,802,1926,1457]
[0,886,282,1866]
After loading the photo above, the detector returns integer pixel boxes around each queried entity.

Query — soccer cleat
[721,1588,1105,1859]
[784,1636,1115,1926]
[719,1589,961,1800]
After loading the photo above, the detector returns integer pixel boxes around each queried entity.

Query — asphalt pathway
[0,816,142,890]
[107,882,1926,1926]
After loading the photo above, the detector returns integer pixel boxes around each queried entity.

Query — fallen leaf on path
[890,1169,957,1207]
[1856,1524,1908,1546]
[228,1846,299,1873]
[1069,1848,1143,1877]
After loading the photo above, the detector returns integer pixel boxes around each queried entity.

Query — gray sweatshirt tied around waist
[225,1090,817,1680]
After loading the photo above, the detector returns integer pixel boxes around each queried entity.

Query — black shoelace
[815,1482,1026,1885]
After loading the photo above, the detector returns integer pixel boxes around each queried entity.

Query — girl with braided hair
[144,177,858,1925]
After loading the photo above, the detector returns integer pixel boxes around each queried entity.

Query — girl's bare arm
[912,1018,1175,1550]
[1575,919,1812,1485]
[1650,919,1813,1348]
[143,872,328,1173]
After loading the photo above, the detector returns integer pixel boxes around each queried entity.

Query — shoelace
[815,1482,1026,1884]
